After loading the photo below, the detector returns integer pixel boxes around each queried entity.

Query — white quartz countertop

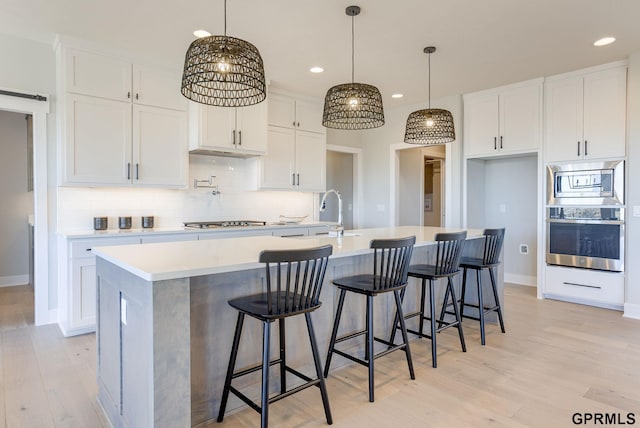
[93,226,483,282]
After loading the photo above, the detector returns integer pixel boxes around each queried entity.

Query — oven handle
[546,219,624,225]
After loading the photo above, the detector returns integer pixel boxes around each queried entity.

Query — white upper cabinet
[189,100,268,156]
[259,127,326,192]
[544,64,626,162]
[260,92,326,191]
[464,79,542,158]
[268,93,326,134]
[60,47,188,187]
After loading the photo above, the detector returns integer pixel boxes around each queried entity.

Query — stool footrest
[227,362,323,416]
[335,329,367,344]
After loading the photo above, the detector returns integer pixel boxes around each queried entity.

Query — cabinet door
[236,101,268,154]
[65,49,131,101]
[71,258,97,328]
[295,130,326,191]
[132,64,187,111]
[259,127,295,189]
[583,67,627,160]
[544,76,584,162]
[268,93,296,128]
[464,93,500,157]
[132,105,188,187]
[65,94,132,185]
[499,83,540,154]
[200,105,236,150]
[295,99,326,134]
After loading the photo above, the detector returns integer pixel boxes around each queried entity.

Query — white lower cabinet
[543,265,624,310]
[60,236,141,337]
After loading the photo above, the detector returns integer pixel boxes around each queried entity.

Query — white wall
[625,52,640,318]
[467,155,538,285]
[0,110,32,284]
[398,147,423,226]
[57,155,316,232]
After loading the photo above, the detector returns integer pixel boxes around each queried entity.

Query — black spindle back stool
[454,228,506,345]
[324,236,416,403]
[217,244,333,428]
[390,231,467,368]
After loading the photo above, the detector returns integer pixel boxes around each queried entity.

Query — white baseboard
[0,274,30,287]
[504,273,537,287]
[623,302,640,320]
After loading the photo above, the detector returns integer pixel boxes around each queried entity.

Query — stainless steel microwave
[546,160,624,206]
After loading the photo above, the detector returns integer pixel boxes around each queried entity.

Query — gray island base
[93,226,503,427]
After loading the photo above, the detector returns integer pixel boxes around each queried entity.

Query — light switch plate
[499,204,506,213]
[633,206,640,217]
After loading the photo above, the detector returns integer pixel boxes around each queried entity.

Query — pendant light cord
[224,0,227,36]
[427,51,431,109]
[351,14,355,83]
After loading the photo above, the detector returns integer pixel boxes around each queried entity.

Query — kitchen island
[93,226,501,427]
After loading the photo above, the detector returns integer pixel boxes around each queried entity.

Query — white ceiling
[2,0,640,106]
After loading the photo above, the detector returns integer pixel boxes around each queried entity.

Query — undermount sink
[327,231,360,237]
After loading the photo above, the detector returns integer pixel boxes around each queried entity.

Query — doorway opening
[0,91,50,325]
[395,145,446,227]
[319,145,363,230]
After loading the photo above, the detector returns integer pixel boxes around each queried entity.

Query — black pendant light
[322,5,384,130]
[181,0,266,107]
[404,46,455,144]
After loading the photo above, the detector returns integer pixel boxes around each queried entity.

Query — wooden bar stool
[456,228,506,345]
[390,231,467,368]
[217,244,334,428]
[323,236,416,403]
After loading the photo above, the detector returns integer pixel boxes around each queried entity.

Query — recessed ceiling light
[594,37,616,47]
[310,67,324,73]
[193,30,211,38]
[391,93,403,99]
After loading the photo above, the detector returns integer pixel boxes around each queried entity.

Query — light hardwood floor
[1,284,639,427]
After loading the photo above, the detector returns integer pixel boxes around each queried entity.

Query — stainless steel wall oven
[546,207,624,272]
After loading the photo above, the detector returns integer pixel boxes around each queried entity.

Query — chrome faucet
[320,189,344,237]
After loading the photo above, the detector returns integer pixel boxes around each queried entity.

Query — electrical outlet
[121,296,127,325]
[376,204,385,212]
[499,204,506,214]
[634,206,640,217]
[519,244,529,255]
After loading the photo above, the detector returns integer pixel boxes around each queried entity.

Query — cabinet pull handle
[135,93,139,100]
[584,140,588,156]
[577,141,580,156]
[297,121,300,127]
[127,162,131,180]
[232,130,236,145]
[494,137,497,150]
[292,121,296,127]
[296,173,300,186]
[127,91,131,99]
[292,173,295,185]
[135,163,139,180]
[500,136,503,149]
[563,281,601,290]
[86,248,92,252]
[238,130,242,146]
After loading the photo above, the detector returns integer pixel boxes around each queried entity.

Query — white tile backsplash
[57,155,317,232]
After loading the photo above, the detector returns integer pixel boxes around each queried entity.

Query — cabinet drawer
[544,265,624,307]
[70,237,141,258]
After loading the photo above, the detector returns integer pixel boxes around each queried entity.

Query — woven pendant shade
[404,46,455,145]
[404,108,455,144]
[181,0,266,107]
[323,82,385,130]
[322,5,385,130]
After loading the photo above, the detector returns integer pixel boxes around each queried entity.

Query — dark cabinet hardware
[238,130,242,146]
[127,162,131,180]
[584,140,588,156]
[500,136,503,149]
[577,141,580,156]
[494,137,497,150]
[135,163,139,180]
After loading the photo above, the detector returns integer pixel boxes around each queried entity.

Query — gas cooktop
[184,220,267,229]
